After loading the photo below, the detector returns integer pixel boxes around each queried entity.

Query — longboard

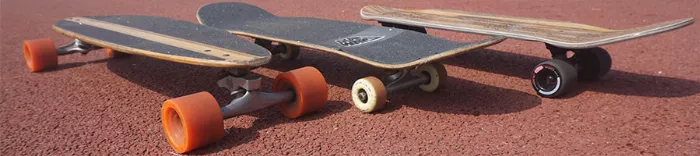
[361,5,695,98]
[197,2,505,70]
[23,15,331,154]
[196,2,505,114]
[360,5,694,49]
[50,15,271,68]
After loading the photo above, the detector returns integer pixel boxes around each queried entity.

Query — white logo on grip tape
[335,36,384,47]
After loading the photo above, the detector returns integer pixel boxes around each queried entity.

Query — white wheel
[415,63,447,92]
[351,76,387,113]
[278,44,300,60]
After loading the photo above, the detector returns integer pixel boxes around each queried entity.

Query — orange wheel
[161,92,224,153]
[105,48,131,58]
[273,66,328,118]
[23,38,57,72]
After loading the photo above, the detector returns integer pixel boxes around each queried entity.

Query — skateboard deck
[360,5,695,49]
[196,2,505,69]
[52,15,271,67]
[27,15,329,154]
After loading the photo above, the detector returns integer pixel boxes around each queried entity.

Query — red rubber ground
[1,0,698,155]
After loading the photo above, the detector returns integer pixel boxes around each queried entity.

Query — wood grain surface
[53,15,271,68]
[361,5,694,49]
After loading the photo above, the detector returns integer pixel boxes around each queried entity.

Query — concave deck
[53,15,271,68]
[361,5,694,49]
[196,2,505,69]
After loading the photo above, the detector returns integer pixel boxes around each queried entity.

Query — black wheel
[531,59,577,98]
[272,43,300,60]
[550,46,612,82]
[379,22,427,34]
[571,47,612,81]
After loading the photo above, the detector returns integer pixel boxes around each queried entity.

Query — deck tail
[602,18,694,43]
[555,18,694,48]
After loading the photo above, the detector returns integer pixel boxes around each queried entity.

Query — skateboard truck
[162,66,328,154]
[23,38,118,72]
[217,69,260,93]
[216,69,296,119]
[56,39,102,55]
[352,63,447,113]
[545,43,569,60]
[22,38,128,72]
[530,43,613,97]
[219,89,295,119]
[354,69,431,108]
[252,39,301,60]
[383,69,430,93]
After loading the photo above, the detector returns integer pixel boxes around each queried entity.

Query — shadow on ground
[37,59,111,72]
[259,49,542,115]
[190,100,350,154]
[443,49,700,98]
[93,45,699,153]
[387,77,541,115]
[102,55,351,154]
[96,47,544,152]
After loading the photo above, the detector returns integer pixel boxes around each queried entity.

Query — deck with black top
[53,15,271,68]
[196,2,505,69]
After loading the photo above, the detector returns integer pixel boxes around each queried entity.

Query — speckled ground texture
[1,0,699,155]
